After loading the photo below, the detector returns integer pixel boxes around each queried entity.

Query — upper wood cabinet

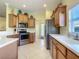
[53,4,66,27]
[9,14,18,27]
[28,18,35,28]
[18,14,29,23]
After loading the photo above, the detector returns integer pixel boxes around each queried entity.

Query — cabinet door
[13,16,18,27]
[57,50,66,59]
[67,50,79,59]
[49,39,53,56]
[54,5,66,27]
[9,14,13,27]
[18,14,24,23]
[9,14,17,27]
[54,8,60,27]
[28,19,35,28]
[18,14,28,23]
[23,15,28,23]
[29,33,35,43]
[59,6,66,26]
[56,41,66,56]
[52,44,57,59]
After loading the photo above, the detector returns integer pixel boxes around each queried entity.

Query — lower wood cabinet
[67,50,79,59]
[57,50,66,59]
[52,43,57,59]
[52,39,66,59]
[49,38,53,56]
[50,38,57,59]
[50,36,79,59]
[29,33,35,43]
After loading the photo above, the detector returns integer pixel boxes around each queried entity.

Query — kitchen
[0,0,79,59]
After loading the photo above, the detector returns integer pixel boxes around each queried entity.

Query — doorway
[40,23,45,39]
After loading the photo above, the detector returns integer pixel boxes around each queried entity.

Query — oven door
[20,33,29,40]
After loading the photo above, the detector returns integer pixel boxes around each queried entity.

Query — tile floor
[18,39,52,59]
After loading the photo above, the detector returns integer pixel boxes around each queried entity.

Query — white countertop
[50,34,79,56]
[0,37,18,48]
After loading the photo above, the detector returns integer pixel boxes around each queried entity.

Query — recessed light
[23,4,26,8]
[43,4,47,8]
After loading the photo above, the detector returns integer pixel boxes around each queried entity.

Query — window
[69,4,79,32]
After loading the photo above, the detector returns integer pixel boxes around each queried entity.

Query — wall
[6,4,19,33]
[28,10,53,39]
[30,12,46,39]
[45,10,52,19]
[60,0,79,35]
[0,4,14,35]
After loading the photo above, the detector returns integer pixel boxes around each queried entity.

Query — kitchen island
[0,37,18,59]
[49,34,79,59]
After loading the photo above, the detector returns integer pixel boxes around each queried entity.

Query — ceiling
[0,0,61,17]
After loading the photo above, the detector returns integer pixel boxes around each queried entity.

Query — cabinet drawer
[56,41,66,56]
[52,39,58,45]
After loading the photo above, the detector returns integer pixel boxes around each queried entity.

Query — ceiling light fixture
[43,4,47,8]
[23,4,26,8]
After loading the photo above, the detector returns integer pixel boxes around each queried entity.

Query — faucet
[75,33,79,40]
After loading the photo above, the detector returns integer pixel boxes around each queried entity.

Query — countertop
[0,37,18,48]
[50,34,79,56]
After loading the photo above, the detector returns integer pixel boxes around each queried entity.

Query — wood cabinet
[57,50,66,59]
[56,40,66,56]
[18,14,28,23]
[28,19,35,28]
[9,14,18,27]
[29,33,35,43]
[54,8,60,27]
[50,36,79,59]
[9,14,35,28]
[52,39,66,59]
[49,38,53,56]
[52,41,57,59]
[67,50,79,59]
[54,4,66,27]
[49,37,57,59]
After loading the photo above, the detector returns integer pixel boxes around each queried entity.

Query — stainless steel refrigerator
[45,19,59,49]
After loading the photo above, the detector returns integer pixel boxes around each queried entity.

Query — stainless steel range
[18,23,29,46]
